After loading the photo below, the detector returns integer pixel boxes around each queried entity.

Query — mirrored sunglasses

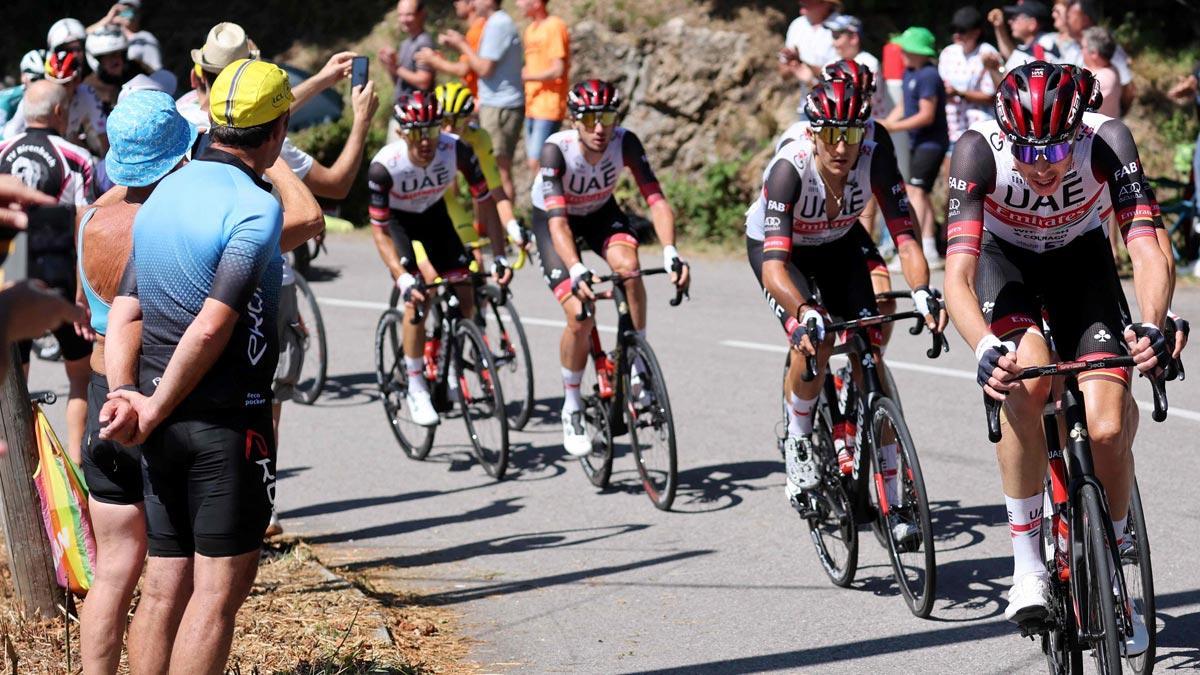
[576,110,617,128]
[813,125,866,145]
[404,125,440,142]
[1011,141,1072,165]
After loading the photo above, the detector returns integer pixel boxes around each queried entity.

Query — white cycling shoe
[1005,572,1051,624]
[405,389,440,427]
[784,436,820,504]
[1122,599,1149,657]
[562,410,592,457]
[890,519,921,550]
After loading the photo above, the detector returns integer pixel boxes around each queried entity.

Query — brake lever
[799,317,819,382]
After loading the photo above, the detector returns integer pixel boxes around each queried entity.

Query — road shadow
[301,264,342,283]
[305,497,524,545]
[928,555,1010,622]
[311,371,380,407]
[517,395,568,432]
[504,439,570,481]
[1154,586,1200,669]
[600,460,778,513]
[928,500,1007,553]
[276,465,311,482]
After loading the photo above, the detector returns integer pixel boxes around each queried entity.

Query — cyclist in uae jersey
[530,79,691,457]
[367,91,511,427]
[944,63,1168,650]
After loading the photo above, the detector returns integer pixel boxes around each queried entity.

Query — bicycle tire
[374,309,435,459]
[455,319,510,479]
[579,361,615,488]
[1080,483,1123,674]
[1122,478,1155,675]
[869,395,936,618]
[291,274,328,405]
[881,361,903,415]
[1041,487,1081,675]
[623,333,678,511]
[480,287,535,430]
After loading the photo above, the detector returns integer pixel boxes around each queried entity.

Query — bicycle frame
[411,279,483,411]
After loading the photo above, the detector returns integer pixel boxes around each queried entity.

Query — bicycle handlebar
[574,266,688,321]
[797,306,949,382]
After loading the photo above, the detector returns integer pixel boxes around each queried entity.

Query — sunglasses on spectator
[575,111,617,128]
[813,125,866,145]
[404,126,440,142]
[1010,141,1073,165]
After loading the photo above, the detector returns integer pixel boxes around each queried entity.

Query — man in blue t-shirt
[101,59,291,674]
[882,26,949,268]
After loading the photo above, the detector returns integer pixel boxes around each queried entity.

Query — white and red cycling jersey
[367,132,490,221]
[531,127,664,218]
[746,127,914,254]
[946,111,1158,256]
[0,127,95,207]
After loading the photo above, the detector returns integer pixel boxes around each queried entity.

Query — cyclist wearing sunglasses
[367,91,512,427]
[746,78,942,526]
[944,62,1169,646]
[530,79,690,457]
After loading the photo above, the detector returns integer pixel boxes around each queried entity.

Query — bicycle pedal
[1017,617,1052,638]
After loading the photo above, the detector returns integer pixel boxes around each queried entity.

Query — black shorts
[976,228,1130,382]
[907,143,947,192]
[17,288,92,364]
[746,231,882,346]
[141,407,276,558]
[844,223,887,274]
[389,200,471,281]
[82,373,143,505]
[531,198,640,301]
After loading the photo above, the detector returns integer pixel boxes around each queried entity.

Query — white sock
[632,330,648,379]
[786,392,817,438]
[1006,493,1046,581]
[562,367,584,413]
[922,236,939,259]
[405,356,428,394]
[1111,516,1128,546]
[879,443,900,504]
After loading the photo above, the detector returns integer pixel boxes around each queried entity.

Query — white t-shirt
[786,14,839,67]
[127,30,162,72]
[939,42,999,143]
[1058,39,1133,86]
[1004,33,1062,73]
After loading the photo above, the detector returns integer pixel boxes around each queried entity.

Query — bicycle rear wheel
[455,320,510,479]
[807,399,859,587]
[869,396,936,618]
[291,274,328,405]
[1122,478,1155,675]
[479,287,534,430]
[1079,483,1123,674]
[623,333,677,511]
[374,309,435,459]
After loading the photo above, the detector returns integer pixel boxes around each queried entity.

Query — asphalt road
[30,232,1200,673]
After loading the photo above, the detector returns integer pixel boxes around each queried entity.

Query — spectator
[1048,0,1075,55]
[0,80,96,464]
[1081,27,1120,118]
[416,0,485,96]
[939,7,999,147]
[1062,0,1135,113]
[825,15,886,117]
[881,27,948,269]
[85,28,148,112]
[101,58,291,675]
[6,39,109,155]
[880,41,911,181]
[88,1,162,72]
[436,0,525,206]
[519,0,570,173]
[778,0,841,91]
[379,0,435,140]
[986,1,1060,83]
[1167,60,1200,211]
[0,50,48,129]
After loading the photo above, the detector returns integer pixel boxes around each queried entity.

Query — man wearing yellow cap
[100,58,293,673]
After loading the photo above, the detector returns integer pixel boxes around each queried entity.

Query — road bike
[983,357,1167,674]
[287,271,328,405]
[574,266,686,511]
[789,292,947,618]
[376,273,510,478]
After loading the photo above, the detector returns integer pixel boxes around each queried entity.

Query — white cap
[118,73,168,102]
[85,28,129,71]
[47,18,86,51]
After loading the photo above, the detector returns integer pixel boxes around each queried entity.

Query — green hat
[891,27,936,57]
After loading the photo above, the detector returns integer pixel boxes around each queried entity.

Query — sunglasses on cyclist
[812,125,866,145]
[575,110,617,128]
[404,125,440,142]
[1010,140,1073,165]
[444,114,466,131]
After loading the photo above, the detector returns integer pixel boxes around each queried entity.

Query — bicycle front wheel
[1080,482,1123,674]
[579,360,615,488]
[807,397,859,587]
[1123,478,1155,674]
[374,309,435,459]
[869,396,936,618]
[455,319,510,479]
[623,334,678,511]
[479,287,534,430]
[291,274,328,405]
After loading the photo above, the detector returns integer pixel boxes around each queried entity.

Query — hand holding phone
[351,56,369,90]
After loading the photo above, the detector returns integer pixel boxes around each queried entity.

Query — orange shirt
[522,16,570,121]
[461,17,485,96]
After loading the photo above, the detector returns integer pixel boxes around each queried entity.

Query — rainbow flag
[32,407,96,593]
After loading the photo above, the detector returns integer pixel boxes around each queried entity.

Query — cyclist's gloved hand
[493,256,512,287]
[396,272,424,303]
[662,245,690,292]
[788,306,826,350]
[1167,308,1189,359]
[1125,323,1170,375]
[975,334,1018,397]
[505,219,526,247]
[569,262,596,300]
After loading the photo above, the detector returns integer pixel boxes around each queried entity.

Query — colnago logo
[246,288,269,366]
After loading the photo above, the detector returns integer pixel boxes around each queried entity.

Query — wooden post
[0,346,58,619]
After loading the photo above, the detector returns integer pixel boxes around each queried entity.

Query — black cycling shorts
[746,231,882,346]
[975,228,1130,383]
[18,285,92,364]
[388,200,471,281]
[908,143,947,192]
[531,198,640,301]
[844,223,887,274]
[82,373,143,505]
[141,407,275,558]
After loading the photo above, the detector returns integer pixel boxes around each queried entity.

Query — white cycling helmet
[85,28,129,71]
[20,49,48,81]
[47,18,86,51]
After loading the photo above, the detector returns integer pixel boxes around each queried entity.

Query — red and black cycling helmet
[1063,64,1104,113]
[392,90,442,128]
[824,59,876,98]
[804,78,871,127]
[995,61,1085,144]
[567,79,620,117]
[44,48,82,83]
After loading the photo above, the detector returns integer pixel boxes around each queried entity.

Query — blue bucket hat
[105,90,196,187]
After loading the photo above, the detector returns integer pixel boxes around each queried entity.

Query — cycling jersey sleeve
[538,142,568,219]
[1092,119,1159,245]
[944,129,994,257]
[367,161,393,230]
[869,130,916,247]
[620,131,665,207]
[209,201,283,311]
[455,138,491,201]
[760,160,801,263]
